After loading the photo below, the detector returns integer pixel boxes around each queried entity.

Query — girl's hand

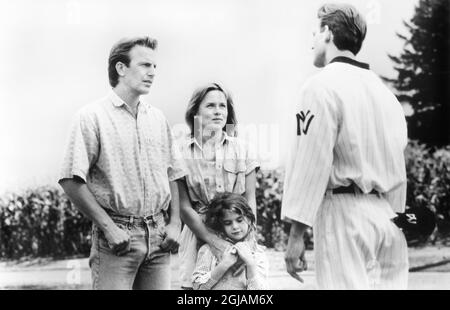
[234,242,256,266]
[221,245,238,267]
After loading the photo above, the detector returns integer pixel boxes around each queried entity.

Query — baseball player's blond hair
[318,3,367,55]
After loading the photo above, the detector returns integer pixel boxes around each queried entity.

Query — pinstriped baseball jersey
[281,57,408,227]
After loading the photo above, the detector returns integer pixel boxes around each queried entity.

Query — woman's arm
[178,178,229,256]
[244,170,257,215]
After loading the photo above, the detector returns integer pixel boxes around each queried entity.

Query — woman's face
[221,209,250,242]
[196,90,228,133]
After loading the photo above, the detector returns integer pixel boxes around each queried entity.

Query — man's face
[120,45,157,95]
[312,18,328,68]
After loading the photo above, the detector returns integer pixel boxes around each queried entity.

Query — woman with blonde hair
[177,82,259,289]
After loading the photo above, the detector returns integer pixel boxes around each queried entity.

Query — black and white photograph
[0,0,449,291]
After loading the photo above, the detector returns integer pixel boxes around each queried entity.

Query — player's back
[315,61,408,195]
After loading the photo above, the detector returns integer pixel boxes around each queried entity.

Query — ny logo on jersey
[296,110,315,136]
[406,213,417,225]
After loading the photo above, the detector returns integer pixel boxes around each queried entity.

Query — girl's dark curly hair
[205,192,256,238]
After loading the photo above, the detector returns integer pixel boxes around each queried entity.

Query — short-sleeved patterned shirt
[179,133,259,214]
[59,90,187,217]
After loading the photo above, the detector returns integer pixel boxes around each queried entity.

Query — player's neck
[325,49,356,66]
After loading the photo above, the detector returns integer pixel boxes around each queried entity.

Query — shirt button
[217,164,222,169]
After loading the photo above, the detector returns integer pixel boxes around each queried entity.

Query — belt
[332,185,380,196]
[104,209,164,226]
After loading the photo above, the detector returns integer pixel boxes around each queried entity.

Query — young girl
[178,82,259,289]
[192,193,268,290]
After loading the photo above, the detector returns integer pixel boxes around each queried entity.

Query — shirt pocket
[223,159,246,194]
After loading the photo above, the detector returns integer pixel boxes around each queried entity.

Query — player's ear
[324,26,333,43]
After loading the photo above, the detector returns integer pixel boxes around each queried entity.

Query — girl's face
[221,209,250,242]
[196,90,228,133]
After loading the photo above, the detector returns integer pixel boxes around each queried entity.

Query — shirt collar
[109,89,127,107]
[108,89,146,112]
[330,56,370,70]
[189,131,230,150]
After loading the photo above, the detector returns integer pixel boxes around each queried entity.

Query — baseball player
[282,3,409,289]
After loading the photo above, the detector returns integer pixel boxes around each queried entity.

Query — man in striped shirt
[282,3,409,289]
[59,37,187,289]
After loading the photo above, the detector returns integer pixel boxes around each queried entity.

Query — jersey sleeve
[281,80,339,227]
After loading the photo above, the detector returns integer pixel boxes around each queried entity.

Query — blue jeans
[89,212,171,290]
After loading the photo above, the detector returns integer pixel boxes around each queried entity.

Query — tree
[386,0,450,147]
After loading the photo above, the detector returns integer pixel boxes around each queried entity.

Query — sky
[0,0,419,193]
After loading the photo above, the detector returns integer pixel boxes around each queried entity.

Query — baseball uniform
[282,57,409,289]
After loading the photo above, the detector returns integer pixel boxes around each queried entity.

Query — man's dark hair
[108,36,158,87]
[318,3,367,55]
